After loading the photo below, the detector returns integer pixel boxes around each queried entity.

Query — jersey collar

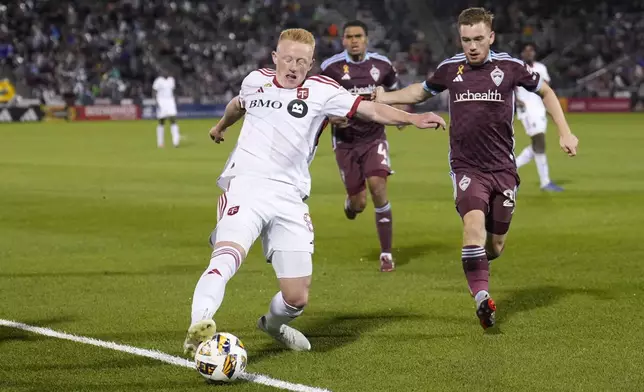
[465,51,493,65]
[344,50,371,64]
[272,75,305,89]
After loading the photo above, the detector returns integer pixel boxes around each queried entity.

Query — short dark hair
[343,20,368,36]
[521,42,537,52]
[458,7,494,29]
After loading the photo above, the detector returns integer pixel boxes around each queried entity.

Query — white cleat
[257,316,311,351]
[183,319,217,357]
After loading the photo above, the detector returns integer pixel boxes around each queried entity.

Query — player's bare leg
[257,251,311,351]
[485,232,506,263]
[367,175,394,272]
[156,118,166,148]
[184,241,246,357]
[462,210,496,329]
[169,116,181,148]
[345,189,367,220]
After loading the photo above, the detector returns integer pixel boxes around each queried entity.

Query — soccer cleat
[379,253,395,272]
[183,319,217,357]
[541,182,564,192]
[344,199,357,220]
[476,295,497,329]
[257,316,311,351]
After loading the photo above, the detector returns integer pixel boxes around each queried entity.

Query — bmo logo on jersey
[287,99,308,118]
[248,99,283,109]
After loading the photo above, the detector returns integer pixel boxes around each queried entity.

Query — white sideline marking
[0,319,331,392]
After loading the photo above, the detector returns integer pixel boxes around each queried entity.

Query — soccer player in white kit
[152,72,181,148]
[515,43,563,191]
[182,28,446,356]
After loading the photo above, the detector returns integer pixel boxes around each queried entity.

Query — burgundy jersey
[424,51,543,172]
[321,51,398,148]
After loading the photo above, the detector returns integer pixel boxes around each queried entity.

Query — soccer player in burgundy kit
[374,8,579,328]
[320,20,400,272]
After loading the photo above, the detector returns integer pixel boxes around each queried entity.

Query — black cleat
[476,296,497,329]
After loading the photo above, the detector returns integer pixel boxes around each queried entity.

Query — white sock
[534,153,551,187]
[474,290,490,306]
[170,123,180,146]
[263,292,304,331]
[156,124,164,147]
[191,246,243,325]
[515,146,534,168]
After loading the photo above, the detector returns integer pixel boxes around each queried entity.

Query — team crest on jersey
[296,87,309,100]
[342,64,351,80]
[369,64,380,82]
[227,206,240,216]
[490,66,504,87]
[459,175,471,191]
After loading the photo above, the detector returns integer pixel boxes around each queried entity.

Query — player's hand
[409,112,446,130]
[371,86,386,103]
[328,116,349,128]
[209,125,226,144]
[560,133,578,156]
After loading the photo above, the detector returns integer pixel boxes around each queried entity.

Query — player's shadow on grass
[362,241,452,267]
[495,285,612,328]
[249,310,466,363]
[0,316,74,344]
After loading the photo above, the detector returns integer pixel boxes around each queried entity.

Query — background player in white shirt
[183,28,446,356]
[152,72,181,148]
[515,43,563,191]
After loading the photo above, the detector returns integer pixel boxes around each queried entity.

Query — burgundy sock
[375,202,392,254]
[462,245,489,296]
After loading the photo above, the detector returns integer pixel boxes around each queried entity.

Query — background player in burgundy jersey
[320,20,401,272]
[374,8,578,328]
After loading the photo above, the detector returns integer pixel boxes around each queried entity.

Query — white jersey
[516,61,550,117]
[217,68,361,198]
[153,76,176,100]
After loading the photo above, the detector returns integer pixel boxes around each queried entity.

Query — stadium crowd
[0,0,642,105]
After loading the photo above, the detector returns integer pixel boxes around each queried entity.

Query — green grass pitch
[1,114,644,391]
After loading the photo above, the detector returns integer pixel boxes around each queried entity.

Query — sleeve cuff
[346,96,363,118]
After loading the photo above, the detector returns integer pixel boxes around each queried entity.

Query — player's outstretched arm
[209,96,246,143]
[372,83,431,105]
[355,100,446,129]
[538,83,579,156]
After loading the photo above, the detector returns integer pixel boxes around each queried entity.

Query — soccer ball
[194,332,248,382]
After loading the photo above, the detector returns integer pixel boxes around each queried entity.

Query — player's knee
[367,176,388,206]
[462,209,487,245]
[485,234,506,261]
[349,192,367,212]
[272,251,311,309]
[532,133,546,154]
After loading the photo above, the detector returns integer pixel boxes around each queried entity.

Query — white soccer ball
[194,332,248,382]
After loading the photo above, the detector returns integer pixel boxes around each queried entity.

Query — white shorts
[157,99,177,119]
[519,112,547,137]
[210,177,314,262]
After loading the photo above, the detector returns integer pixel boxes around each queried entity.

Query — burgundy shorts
[334,138,393,196]
[450,169,519,235]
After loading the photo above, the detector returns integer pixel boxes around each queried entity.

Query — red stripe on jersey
[257,68,275,76]
[308,77,340,89]
[346,96,363,118]
[309,75,341,87]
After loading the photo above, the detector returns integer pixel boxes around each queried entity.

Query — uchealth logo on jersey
[296,87,309,100]
[287,99,308,118]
